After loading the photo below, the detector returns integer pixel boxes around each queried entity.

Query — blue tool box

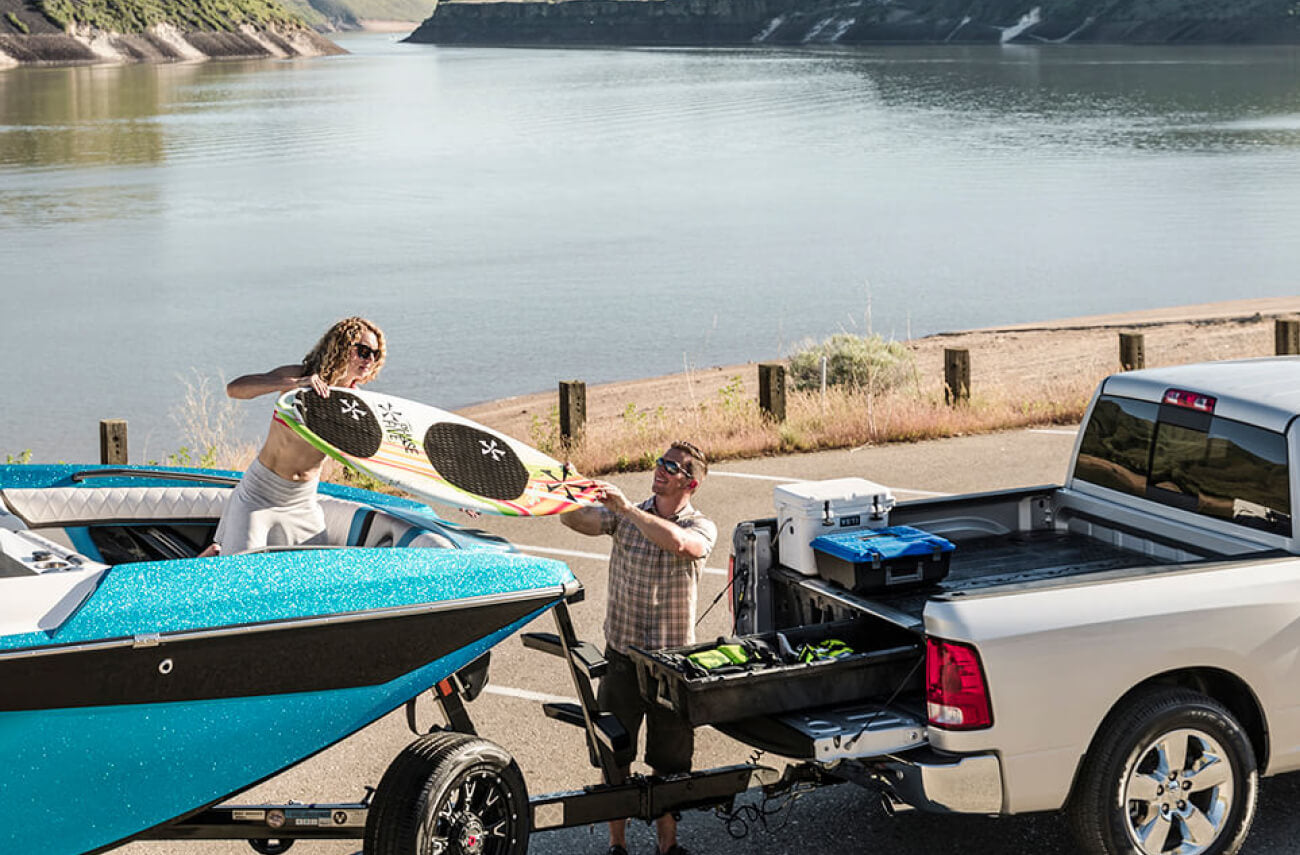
[810,525,954,594]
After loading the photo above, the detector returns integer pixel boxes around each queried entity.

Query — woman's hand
[305,373,330,397]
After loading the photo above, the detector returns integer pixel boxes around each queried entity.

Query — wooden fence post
[758,363,786,421]
[100,419,128,464]
[1276,319,1300,356]
[944,348,970,405]
[558,380,586,445]
[1119,333,1145,372]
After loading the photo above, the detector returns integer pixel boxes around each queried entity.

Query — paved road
[119,428,1300,855]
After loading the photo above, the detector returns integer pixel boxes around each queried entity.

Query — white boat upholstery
[0,486,453,550]
[2,487,229,528]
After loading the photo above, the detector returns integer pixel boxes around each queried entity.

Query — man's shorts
[598,646,694,774]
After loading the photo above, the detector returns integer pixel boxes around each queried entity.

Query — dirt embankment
[459,298,1300,444]
[0,0,343,66]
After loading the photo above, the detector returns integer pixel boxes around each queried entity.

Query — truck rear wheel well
[1078,668,1269,782]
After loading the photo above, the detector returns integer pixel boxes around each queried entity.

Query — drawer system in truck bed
[628,620,921,727]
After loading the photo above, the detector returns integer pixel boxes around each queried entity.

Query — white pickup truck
[675,357,1299,855]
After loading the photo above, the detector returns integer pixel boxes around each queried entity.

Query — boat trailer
[138,596,829,852]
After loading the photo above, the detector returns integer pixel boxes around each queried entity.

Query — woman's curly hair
[302,317,386,387]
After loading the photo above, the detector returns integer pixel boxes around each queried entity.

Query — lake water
[2,35,1298,463]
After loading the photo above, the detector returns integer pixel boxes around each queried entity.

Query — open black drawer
[628,621,923,727]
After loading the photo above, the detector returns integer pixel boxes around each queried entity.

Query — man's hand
[596,481,633,516]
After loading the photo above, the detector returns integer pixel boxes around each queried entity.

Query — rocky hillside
[407,0,1300,46]
[0,0,345,64]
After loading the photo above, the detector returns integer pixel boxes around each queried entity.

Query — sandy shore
[459,297,1300,442]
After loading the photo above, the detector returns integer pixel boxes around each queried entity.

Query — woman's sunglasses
[353,343,382,361]
[656,456,692,478]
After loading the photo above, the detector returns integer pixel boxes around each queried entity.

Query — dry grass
[554,376,1095,475]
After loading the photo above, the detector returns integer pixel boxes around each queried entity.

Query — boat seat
[1,486,229,529]
[0,487,453,551]
[318,497,455,550]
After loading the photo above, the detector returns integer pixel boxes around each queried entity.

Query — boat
[0,463,579,855]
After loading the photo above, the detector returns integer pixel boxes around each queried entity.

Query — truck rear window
[1074,395,1292,537]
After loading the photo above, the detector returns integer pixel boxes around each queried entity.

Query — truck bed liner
[877,529,1178,618]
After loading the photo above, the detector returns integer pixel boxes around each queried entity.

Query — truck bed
[878,528,1179,619]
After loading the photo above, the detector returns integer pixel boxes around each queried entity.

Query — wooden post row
[1276,319,1300,356]
[558,381,586,445]
[944,348,970,405]
[100,419,128,464]
[1119,333,1145,372]
[758,363,786,421]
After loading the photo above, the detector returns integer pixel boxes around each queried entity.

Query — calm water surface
[1,36,1298,462]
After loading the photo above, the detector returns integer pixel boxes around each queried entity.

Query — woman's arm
[226,364,327,399]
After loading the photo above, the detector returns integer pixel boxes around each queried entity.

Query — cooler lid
[811,525,954,562]
[774,477,894,509]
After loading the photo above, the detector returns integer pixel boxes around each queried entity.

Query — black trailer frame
[138,593,821,851]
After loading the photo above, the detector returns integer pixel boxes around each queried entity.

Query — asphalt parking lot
[118,427,1300,855]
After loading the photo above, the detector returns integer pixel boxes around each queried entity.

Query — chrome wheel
[1122,727,1235,855]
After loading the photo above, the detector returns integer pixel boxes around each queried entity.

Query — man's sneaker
[606,846,629,855]
[659,846,690,855]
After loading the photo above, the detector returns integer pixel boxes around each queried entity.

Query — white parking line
[484,685,577,705]
[709,471,795,482]
[711,470,949,498]
[517,543,728,576]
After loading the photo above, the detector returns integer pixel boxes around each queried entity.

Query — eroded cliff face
[405,0,1300,46]
[0,0,345,66]
[0,23,343,65]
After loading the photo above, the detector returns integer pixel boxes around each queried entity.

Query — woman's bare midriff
[257,418,327,482]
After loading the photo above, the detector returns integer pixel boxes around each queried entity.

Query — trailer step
[522,632,608,679]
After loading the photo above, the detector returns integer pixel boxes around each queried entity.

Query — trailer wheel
[365,732,530,855]
[1068,687,1257,855]
[248,840,293,854]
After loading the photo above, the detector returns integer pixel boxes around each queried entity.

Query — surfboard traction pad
[295,389,587,507]
[424,422,530,501]
[299,389,384,458]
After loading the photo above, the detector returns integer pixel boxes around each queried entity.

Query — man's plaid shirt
[597,496,718,656]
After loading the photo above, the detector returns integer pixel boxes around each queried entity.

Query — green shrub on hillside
[788,333,915,394]
[6,11,31,32]
[38,0,303,33]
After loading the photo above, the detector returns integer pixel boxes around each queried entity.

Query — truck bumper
[878,748,1003,815]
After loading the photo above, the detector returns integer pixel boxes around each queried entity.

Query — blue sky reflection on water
[1,37,1298,462]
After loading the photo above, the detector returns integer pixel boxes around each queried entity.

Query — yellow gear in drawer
[687,644,750,670]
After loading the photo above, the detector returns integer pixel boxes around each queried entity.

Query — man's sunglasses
[353,343,382,361]
[656,456,692,478]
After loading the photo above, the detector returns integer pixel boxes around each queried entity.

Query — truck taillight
[926,637,993,730]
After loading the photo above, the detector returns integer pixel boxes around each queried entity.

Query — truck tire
[365,731,530,855]
[1068,687,1257,855]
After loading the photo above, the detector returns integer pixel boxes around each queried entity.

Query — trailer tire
[365,731,530,855]
[1067,687,1257,855]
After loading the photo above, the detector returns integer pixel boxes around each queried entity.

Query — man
[204,316,386,555]
[561,441,717,855]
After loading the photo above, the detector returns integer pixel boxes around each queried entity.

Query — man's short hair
[671,440,708,480]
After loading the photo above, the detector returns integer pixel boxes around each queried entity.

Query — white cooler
[773,478,895,575]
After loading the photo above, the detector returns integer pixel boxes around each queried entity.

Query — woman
[204,316,386,555]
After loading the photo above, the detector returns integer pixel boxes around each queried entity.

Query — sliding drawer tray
[628,620,922,727]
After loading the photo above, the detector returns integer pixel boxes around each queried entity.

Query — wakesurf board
[274,387,602,516]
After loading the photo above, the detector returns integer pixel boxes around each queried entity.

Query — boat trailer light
[1163,388,1216,413]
